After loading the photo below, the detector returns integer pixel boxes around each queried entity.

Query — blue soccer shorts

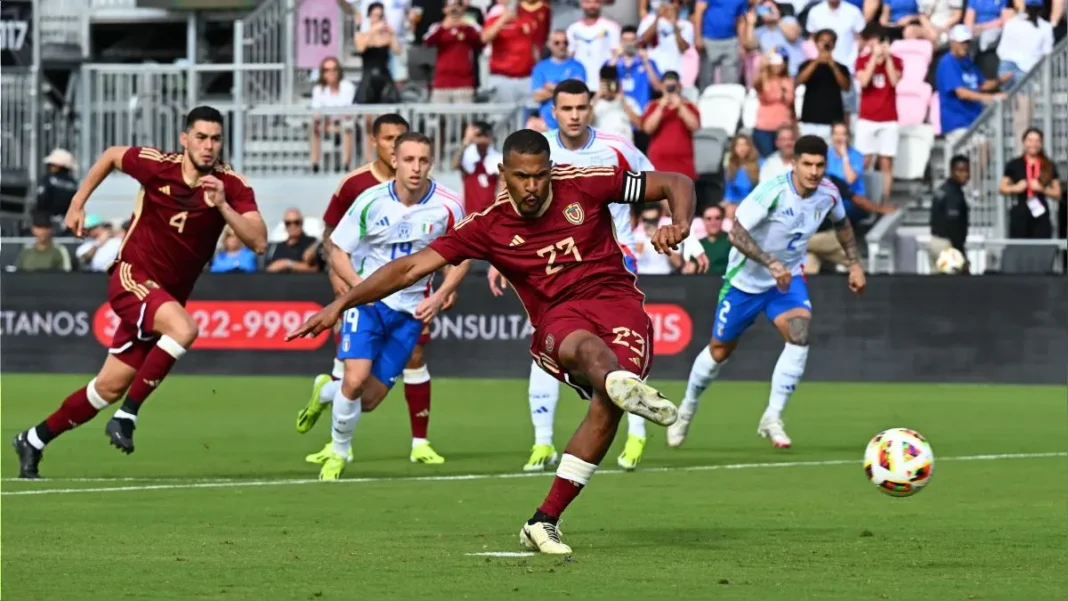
[713,277,812,343]
[337,301,424,387]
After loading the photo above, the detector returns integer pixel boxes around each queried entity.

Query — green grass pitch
[2,374,1066,600]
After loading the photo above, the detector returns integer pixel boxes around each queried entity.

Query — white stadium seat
[741,87,759,131]
[794,84,805,119]
[893,124,936,181]
[698,83,746,135]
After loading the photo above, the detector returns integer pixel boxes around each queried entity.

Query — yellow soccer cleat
[305,441,353,465]
[522,444,559,472]
[616,434,646,471]
[520,521,572,555]
[319,451,348,481]
[410,441,446,464]
[296,374,332,434]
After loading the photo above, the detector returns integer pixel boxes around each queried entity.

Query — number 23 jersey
[331,180,465,315]
[429,165,646,327]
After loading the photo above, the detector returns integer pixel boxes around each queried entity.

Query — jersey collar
[388,179,436,205]
[555,127,597,151]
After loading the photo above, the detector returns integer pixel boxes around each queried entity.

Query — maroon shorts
[106,262,179,368]
[417,324,431,346]
[530,299,652,400]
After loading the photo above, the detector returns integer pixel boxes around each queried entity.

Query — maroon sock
[40,386,100,441]
[404,379,431,439]
[537,477,585,520]
[123,342,182,414]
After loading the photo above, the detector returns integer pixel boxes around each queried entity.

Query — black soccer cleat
[11,432,43,479]
[105,417,136,454]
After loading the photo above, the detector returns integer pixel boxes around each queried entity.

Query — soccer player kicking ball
[666,135,866,450]
[11,106,268,478]
[306,132,469,481]
[287,130,696,554]
[298,114,447,465]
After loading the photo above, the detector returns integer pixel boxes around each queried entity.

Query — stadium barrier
[1,273,1064,384]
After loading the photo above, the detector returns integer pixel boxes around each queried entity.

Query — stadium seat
[682,86,700,103]
[927,93,941,134]
[679,48,700,89]
[895,82,933,127]
[794,84,805,117]
[698,84,746,134]
[891,39,934,85]
[893,124,936,180]
[863,171,884,204]
[1000,245,1059,274]
[741,87,759,131]
[693,128,730,176]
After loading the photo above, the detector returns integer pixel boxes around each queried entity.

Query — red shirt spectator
[484,3,537,78]
[455,123,502,214]
[424,19,482,92]
[855,46,903,123]
[642,88,700,180]
[518,0,552,52]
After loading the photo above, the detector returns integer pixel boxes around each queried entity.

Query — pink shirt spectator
[755,76,795,131]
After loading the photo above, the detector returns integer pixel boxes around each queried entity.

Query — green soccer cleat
[319,451,348,481]
[522,444,559,472]
[616,434,646,471]
[296,374,332,434]
[305,441,353,465]
[410,441,446,464]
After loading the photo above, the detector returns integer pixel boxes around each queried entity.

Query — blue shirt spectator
[884,0,920,22]
[616,55,662,110]
[827,123,867,199]
[752,15,805,77]
[211,232,258,273]
[935,47,986,135]
[723,135,764,204]
[968,0,1009,24]
[531,32,588,129]
[698,0,748,40]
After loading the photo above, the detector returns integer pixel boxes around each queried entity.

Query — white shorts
[798,122,832,142]
[854,119,900,158]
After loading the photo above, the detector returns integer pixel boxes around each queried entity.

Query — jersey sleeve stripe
[622,171,646,203]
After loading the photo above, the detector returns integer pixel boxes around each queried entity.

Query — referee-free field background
[2,375,1066,600]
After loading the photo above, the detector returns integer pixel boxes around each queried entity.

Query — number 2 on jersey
[786,232,803,251]
[536,236,583,275]
[169,211,189,234]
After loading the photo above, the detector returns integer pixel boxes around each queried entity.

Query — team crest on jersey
[563,202,584,225]
[544,334,555,353]
[397,222,413,239]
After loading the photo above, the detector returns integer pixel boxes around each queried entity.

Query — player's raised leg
[524,360,561,471]
[404,337,445,465]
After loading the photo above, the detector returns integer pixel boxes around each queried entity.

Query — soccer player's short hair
[372,113,410,136]
[552,79,591,105]
[502,129,551,160]
[393,131,432,153]
[949,154,969,170]
[794,135,829,158]
[184,106,224,130]
[621,25,638,36]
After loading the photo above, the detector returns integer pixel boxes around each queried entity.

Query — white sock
[764,343,809,422]
[528,360,560,446]
[681,346,726,415]
[411,437,427,448]
[319,379,340,404]
[330,387,362,457]
[26,428,45,450]
[626,412,647,438]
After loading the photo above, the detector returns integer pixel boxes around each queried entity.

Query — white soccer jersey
[545,127,654,255]
[725,172,846,294]
[331,180,464,314]
[566,17,621,89]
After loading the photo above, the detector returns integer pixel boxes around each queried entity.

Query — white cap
[768,53,784,66]
[44,148,75,170]
[948,24,972,43]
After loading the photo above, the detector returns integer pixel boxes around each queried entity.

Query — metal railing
[946,37,1068,238]
[241,0,295,105]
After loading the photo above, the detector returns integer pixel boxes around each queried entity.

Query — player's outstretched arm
[639,171,697,253]
[65,146,131,236]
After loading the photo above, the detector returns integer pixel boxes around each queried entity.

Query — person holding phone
[795,28,852,142]
[642,71,700,180]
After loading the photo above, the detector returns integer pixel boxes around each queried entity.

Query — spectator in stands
[423,0,482,104]
[1017,0,1066,42]
[806,173,894,273]
[964,0,1016,79]
[16,212,71,272]
[634,205,685,273]
[997,0,1055,88]
[796,29,852,141]
[722,134,763,219]
[752,50,796,157]
[935,25,1007,148]
[806,0,867,68]
[355,3,404,105]
[918,0,965,46]
[75,215,122,272]
[310,57,357,174]
[643,0,698,20]
[484,0,539,104]
[876,0,927,40]
[519,0,553,55]
[683,205,732,275]
[568,0,623,90]
[759,123,798,180]
[532,31,588,129]
[408,0,443,87]
[929,154,971,270]
[265,209,320,273]
[453,122,503,214]
[693,0,748,86]
[609,26,664,111]
[855,27,903,200]
[346,0,412,86]
[593,65,644,141]
[827,122,866,197]
[638,0,696,75]
[1000,127,1062,239]
[211,228,258,274]
[643,71,700,180]
[741,3,805,77]
[36,149,78,226]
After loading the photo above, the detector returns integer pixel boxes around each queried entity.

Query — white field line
[465,552,537,557]
[2,452,1064,497]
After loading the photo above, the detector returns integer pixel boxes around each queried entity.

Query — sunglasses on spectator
[285,220,303,226]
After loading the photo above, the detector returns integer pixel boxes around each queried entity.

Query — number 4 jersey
[331,179,464,315]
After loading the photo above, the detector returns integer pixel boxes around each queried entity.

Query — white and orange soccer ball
[935,247,966,274]
[863,428,935,497]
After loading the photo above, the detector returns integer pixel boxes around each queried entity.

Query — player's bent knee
[96,356,138,400]
[558,332,614,370]
[154,302,199,347]
[405,345,425,370]
[709,339,736,363]
[775,310,812,346]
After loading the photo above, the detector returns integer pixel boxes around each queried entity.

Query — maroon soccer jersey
[429,165,646,327]
[116,146,258,301]
[322,162,391,228]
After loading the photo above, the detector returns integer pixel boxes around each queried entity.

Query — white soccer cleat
[520,521,572,555]
[757,416,792,448]
[665,405,695,448]
[604,372,677,427]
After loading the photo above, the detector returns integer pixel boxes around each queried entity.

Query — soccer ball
[935,247,966,274]
[863,428,934,497]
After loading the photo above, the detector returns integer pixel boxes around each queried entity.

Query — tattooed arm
[729,195,792,289]
[728,222,782,270]
[828,200,867,295]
